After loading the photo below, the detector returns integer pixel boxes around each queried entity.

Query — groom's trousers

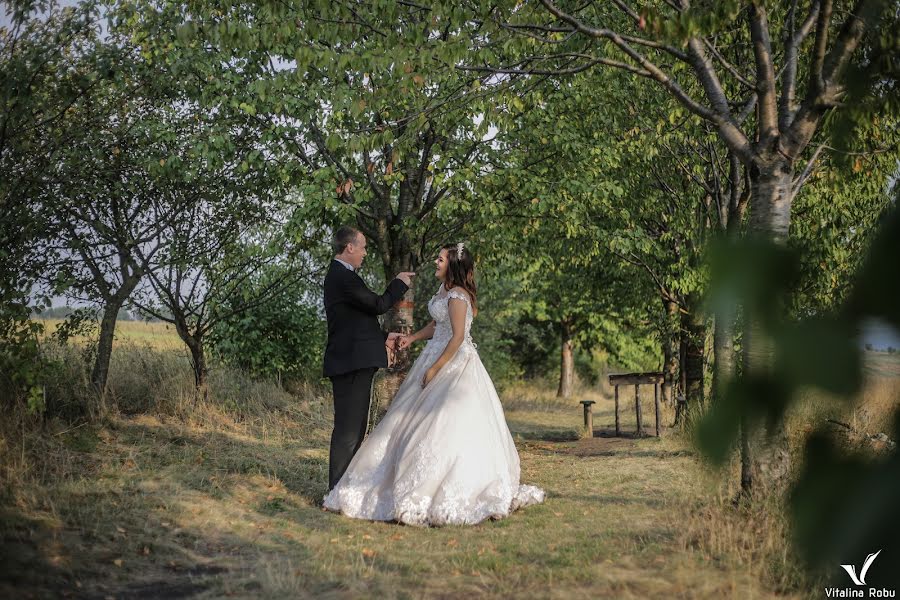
[328,367,377,491]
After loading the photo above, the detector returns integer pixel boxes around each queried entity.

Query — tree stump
[580,400,595,438]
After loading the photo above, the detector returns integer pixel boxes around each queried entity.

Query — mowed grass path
[2,385,791,599]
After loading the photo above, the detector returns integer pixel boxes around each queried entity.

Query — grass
[2,322,897,599]
[0,387,792,599]
[3,402,768,599]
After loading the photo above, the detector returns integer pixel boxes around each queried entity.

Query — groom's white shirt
[335,258,355,272]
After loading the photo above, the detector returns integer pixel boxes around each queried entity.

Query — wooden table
[608,372,664,437]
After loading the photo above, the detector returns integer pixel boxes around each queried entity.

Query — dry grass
[0,386,792,598]
[2,399,781,599]
[37,318,186,352]
[786,360,900,459]
[1,322,897,599]
[677,358,900,599]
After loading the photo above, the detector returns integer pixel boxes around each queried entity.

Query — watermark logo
[825,549,894,598]
[841,550,881,586]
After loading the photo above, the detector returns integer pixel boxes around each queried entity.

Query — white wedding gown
[323,284,545,526]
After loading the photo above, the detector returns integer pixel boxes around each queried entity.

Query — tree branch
[791,142,826,198]
[748,3,779,143]
[779,0,820,131]
[540,0,756,165]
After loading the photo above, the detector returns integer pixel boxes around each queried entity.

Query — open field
[862,350,900,379]
[35,318,186,352]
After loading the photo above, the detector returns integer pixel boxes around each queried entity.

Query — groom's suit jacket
[323,260,409,378]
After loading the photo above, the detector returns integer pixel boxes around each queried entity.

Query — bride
[323,242,545,526]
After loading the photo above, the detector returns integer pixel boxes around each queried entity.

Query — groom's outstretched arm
[342,274,409,316]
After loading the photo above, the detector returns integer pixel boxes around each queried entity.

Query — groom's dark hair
[332,226,361,254]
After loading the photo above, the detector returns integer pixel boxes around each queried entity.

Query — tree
[468,0,897,492]
[128,1,530,396]
[130,188,311,399]
[42,53,196,408]
[0,2,105,409]
[471,71,660,397]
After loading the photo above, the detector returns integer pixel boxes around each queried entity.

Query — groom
[323,226,414,491]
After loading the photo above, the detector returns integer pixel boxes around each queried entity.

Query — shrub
[209,289,326,384]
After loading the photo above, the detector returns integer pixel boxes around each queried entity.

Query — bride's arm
[423,299,467,385]
[400,321,435,348]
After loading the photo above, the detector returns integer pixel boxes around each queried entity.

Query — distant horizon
[860,318,900,351]
[31,302,900,351]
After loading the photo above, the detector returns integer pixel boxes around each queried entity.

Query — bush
[209,288,326,384]
[0,317,45,415]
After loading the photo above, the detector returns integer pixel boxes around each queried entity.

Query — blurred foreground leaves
[697,204,900,587]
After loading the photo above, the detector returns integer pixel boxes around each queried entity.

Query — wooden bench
[608,372,664,437]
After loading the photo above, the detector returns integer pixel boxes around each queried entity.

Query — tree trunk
[170,310,208,402]
[662,298,679,407]
[681,306,706,415]
[186,335,208,402]
[90,300,122,416]
[739,162,794,494]
[557,317,575,398]
[380,259,416,411]
[712,309,736,404]
[90,272,142,416]
[749,160,793,243]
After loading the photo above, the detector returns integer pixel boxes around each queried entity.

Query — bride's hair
[441,243,478,316]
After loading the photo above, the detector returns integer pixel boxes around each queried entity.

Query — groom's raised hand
[395,272,416,286]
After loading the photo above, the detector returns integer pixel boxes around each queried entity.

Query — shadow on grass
[563,494,669,509]
[0,510,75,599]
[110,418,329,503]
[571,449,696,459]
[0,416,341,599]
[507,419,581,442]
[581,428,695,459]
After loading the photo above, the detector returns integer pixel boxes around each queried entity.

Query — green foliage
[50,308,99,346]
[209,275,326,383]
[128,0,503,285]
[789,123,899,317]
[0,304,83,420]
[0,2,104,401]
[697,203,900,583]
[791,416,900,588]
[0,310,45,414]
[826,1,900,153]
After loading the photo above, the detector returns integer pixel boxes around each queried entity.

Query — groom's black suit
[323,260,408,490]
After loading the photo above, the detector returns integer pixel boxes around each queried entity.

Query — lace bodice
[427,284,475,350]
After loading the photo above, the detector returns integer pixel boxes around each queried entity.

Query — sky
[1,0,90,29]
